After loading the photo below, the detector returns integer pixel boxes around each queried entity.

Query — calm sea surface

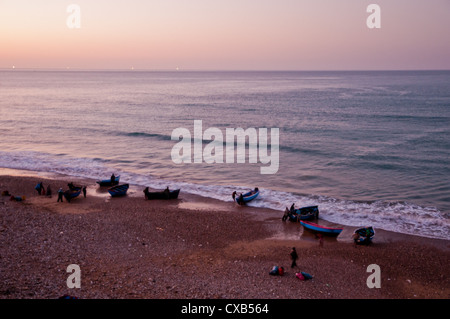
[1,70,449,239]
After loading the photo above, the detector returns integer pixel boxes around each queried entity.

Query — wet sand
[0,169,449,299]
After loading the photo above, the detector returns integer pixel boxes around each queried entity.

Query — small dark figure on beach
[316,233,324,247]
[46,185,52,198]
[352,232,361,247]
[163,186,170,199]
[35,182,44,195]
[290,203,295,213]
[290,247,299,269]
[111,174,116,185]
[232,191,244,205]
[143,187,149,200]
[82,186,86,198]
[57,188,64,202]
[238,193,244,205]
[282,207,289,222]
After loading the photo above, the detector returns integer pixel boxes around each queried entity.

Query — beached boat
[63,188,81,202]
[108,184,129,197]
[283,205,319,222]
[68,183,82,191]
[353,226,375,245]
[300,220,343,236]
[143,187,180,200]
[96,175,120,187]
[232,188,259,205]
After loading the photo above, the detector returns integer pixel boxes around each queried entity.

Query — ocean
[1,70,449,239]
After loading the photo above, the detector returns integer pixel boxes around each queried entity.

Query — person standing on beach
[290,247,299,269]
[35,182,44,195]
[317,234,324,247]
[82,186,86,198]
[57,188,64,202]
[163,186,170,199]
[46,185,52,198]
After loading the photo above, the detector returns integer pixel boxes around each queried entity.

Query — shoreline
[1,167,449,245]
[1,168,449,299]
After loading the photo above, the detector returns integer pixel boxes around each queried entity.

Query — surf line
[171,120,279,174]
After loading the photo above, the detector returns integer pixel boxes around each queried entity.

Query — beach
[0,169,449,299]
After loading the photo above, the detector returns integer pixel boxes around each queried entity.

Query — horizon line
[2,67,450,72]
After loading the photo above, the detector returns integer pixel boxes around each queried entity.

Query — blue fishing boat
[63,188,81,202]
[300,220,343,236]
[232,188,259,205]
[283,205,319,222]
[96,175,120,187]
[108,184,129,197]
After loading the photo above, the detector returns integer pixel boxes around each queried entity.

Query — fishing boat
[96,175,120,187]
[300,220,343,236]
[143,187,180,200]
[232,188,259,205]
[68,183,82,191]
[108,184,129,197]
[353,226,375,245]
[282,205,319,222]
[63,188,81,202]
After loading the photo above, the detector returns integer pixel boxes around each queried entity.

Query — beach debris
[296,272,313,281]
[269,266,284,276]
[9,195,25,202]
[1,190,11,196]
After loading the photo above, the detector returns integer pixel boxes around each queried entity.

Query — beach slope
[0,173,449,299]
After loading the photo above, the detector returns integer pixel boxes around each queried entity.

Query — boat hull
[144,188,180,200]
[300,220,343,236]
[108,184,129,197]
[286,212,316,222]
[96,176,120,187]
[63,189,81,201]
[286,206,319,221]
[234,189,259,204]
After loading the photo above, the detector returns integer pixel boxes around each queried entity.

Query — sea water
[0,70,449,239]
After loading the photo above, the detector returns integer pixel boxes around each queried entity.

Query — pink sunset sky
[1,0,449,70]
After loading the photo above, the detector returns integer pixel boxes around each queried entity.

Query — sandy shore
[0,168,449,299]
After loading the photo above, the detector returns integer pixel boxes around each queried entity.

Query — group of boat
[66,180,374,244]
[95,175,129,197]
[64,174,181,201]
[281,202,375,244]
[230,187,371,243]
[63,177,128,201]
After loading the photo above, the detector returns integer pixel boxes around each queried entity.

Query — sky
[1,0,449,70]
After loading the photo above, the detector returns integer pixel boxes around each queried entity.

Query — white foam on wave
[0,151,110,181]
[1,150,448,240]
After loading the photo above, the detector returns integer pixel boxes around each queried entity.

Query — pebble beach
[0,170,449,300]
